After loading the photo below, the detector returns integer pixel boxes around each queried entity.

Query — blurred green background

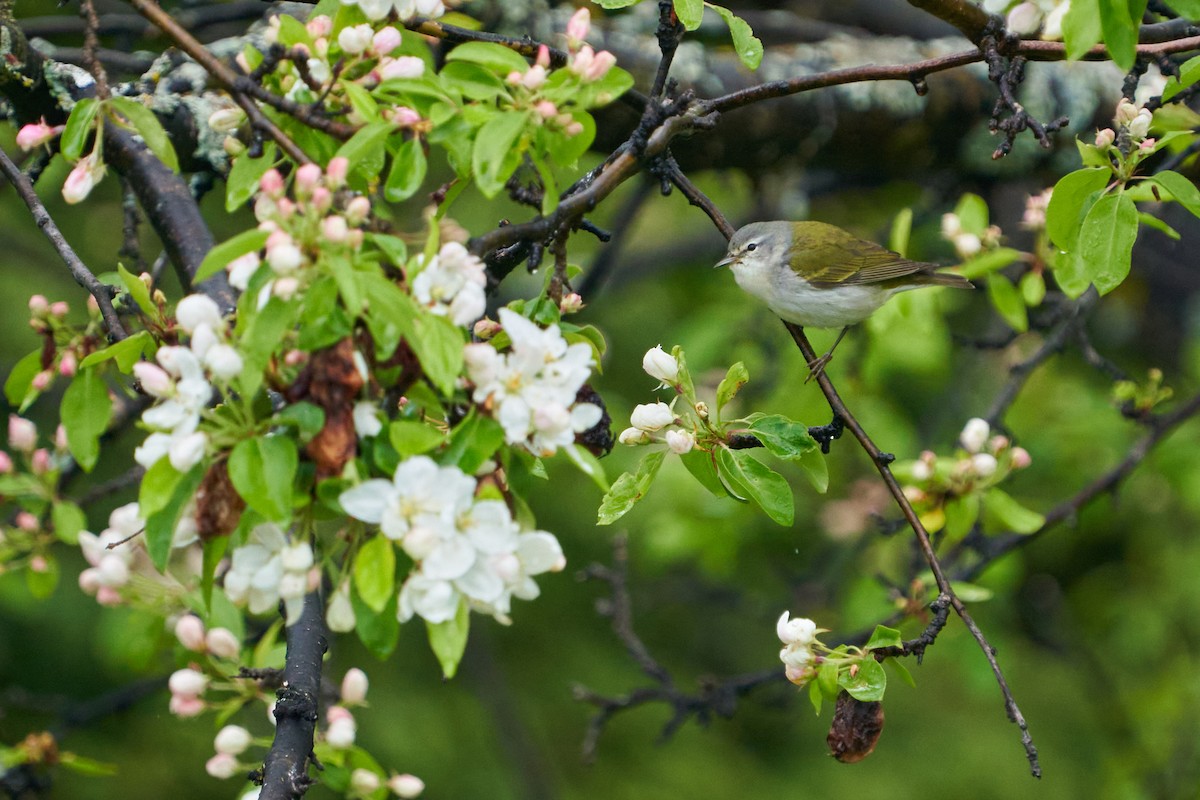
[4,1,1200,798]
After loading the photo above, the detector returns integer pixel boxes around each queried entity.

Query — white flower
[412,242,487,325]
[206,627,241,659]
[1043,1,1069,40]
[214,725,253,756]
[776,610,817,646]
[326,581,356,632]
[267,243,304,274]
[618,427,650,445]
[397,574,459,623]
[971,452,998,477]
[176,294,224,334]
[960,417,990,453]
[353,401,383,438]
[133,362,174,397]
[340,456,475,541]
[378,56,426,81]
[326,714,357,749]
[351,769,381,794]
[388,774,425,798]
[206,753,240,780]
[168,431,208,472]
[228,253,261,290]
[204,343,244,381]
[169,668,209,697]
[665,429,695,455]
[338,23,374,55]
[630,402,674,432]
[341,668,369,705]
[223,524,311,624]
[642,345,678,385]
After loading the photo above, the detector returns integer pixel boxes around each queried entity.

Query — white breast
[730,258,891,329]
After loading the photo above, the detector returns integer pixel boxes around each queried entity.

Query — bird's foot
[805,352,834,383]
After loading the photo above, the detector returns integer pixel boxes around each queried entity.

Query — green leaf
[274,402,326,442]
[5,350,44,409]
[441,410,504,474]
[195,229,269,284]
[80,330,153,372]
[341,79,380,122]
[986,274,1028,333]
[390,420,447,457]
[798,449,829,494]
[715,362,749,415]
[679,449,727,497]
[943,492,981,543]
[144,464,204,570]
[884,656,916,688]
[956,247,1024,280]
[439,61,506,100]
[410,311,465,396]
[58,752,118,777]
[62,98,100,161]
[950,581,994,602]
[354,535,396,614]
[139,458,184,518]
[817,659,840,701]
[1046,168,1110,251]
[472,111,528,197]
[542,112,595,169]
[953,193,990,234]
[1162,53,1200,102]
[238,295,301,397]
[385,137,427,202]
[106,96,179,172]
[355,272,417,357]
[674,0,704,29]
[426,598,470,679]
[445,41,531,75]
[25,555,58,599]
[1147,170,1200,218]
[809,678,824,716]
[351,582,400,659]
[117,262,156,316]
[1137,211,1181,240]
[336,120,394,175]
[745,414,817,460]
[1063,0,1103,60]
[60,367,112,471]
[1019,271,1046,306]
[706,4,763,70]
[597,450,666,525]
[1098,0,1145,71]
[1078,191,1138,295]
[369,233,408,266]
[983,487,1045,534]
[864,625,903,651]
[564,443,609,492]
[839,657,887,702]
[228,436,298,522]
[889,208,913,256]
[225,147,278,213]
[716,447,794,525]
[51,500,86,545]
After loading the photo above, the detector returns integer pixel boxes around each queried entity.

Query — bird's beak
[714,254,735,269]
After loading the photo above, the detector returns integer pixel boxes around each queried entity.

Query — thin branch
[125,0,317,162]
[0,146,127,340]
[78,0,109,100]
[906,0,995,43]
[650,1,686,99]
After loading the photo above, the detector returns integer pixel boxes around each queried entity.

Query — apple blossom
[353,401,383,438]
[971,452,998,477]
[327,581,357,632]
[960,417,990,453]
[642,345,679,384]
[341,668,369,705]
[214,725,253,756]
[16,119,63,151]
[388,774,425,798]
[206,627,241,659]
[175,615,207,651]
[62,153,106,204]
[630,402,674,432]
[373,26,402,55]
[338,24,374,55]
[351,769,381,794]
[8,415,37,452]
[665,429,695,455]
[206,753,240,780]
[175,294,224,334]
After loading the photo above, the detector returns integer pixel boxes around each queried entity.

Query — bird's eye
[746,243,758,252]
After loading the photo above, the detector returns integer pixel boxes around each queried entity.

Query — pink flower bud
[55,424,68,451]
[326,156,349,189]
[205,753,239,780]
[8,415,37,452]
[31,370,52,391]
[567,7,590,45]
[393,106,422,126]
[175,615,207,651]
[62,154,105,205]
[284,349,307,367]
[506,70,523,86]
[206,627,241,659]
[30,449,50,474]
[322,215,349,242]
[571,46,594,77]
[1010,447,1032,469]
[310,186,332,213]
[565,121,584,136]
[586,50,617,82]
[1139,137,1157,151]
[345,196,372,225]
[169,667,209,697]
[0,452,12,474]
[294,163,322,196]
[560,292,583,313]
[29,555,49,573]
[522,65,548,90]
[16,512,38,531]
[28,295,48,313]
[213,725,252,756]
[306,15,333,38]
[1095,128,1115,149]
[16,120,62,152]
[372,26,402,56]
[536,45,551,68]
[326,705,353,725]
[50,301,69,317]
[133,362,174,397]
[58,351,77,377]
[273,277,300,301]
[379,56,425,81]
[536,100,559,119]
[260,169,285,198]
[341,668,369,705]
[169,693,206,717]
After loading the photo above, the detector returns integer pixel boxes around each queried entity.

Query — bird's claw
[805,352,833,383]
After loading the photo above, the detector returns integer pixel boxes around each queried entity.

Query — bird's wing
[802,238,939,288]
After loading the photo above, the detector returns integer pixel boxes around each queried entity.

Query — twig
[650,1,686,99]
[0,146,127,340]
[78,0,109,100]
[259,592,328,800]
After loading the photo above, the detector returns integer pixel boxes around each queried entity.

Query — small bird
[716,220,973,377]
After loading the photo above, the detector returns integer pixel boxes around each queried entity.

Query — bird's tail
[917,269,974,289]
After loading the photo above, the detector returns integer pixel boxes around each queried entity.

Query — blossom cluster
[941,212,1001,260]
[223,523,315,625]
[1096,99,1156,154]
[339,455,566,624]
[133,293,241,472]
[464,308,601,457]
[338,0,445,24]
[16,117,106,204]
[411,241,487,326]
[777,610,823,687]
[902,417,1032,504]
[617,346,696,454]
[77,502,201,607]
[238,158,372,304]
[4,415,56,478]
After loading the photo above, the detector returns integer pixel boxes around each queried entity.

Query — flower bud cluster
[411,242,487,326]
[900,417,1033,516]
[339,0,445,24]
[133,292,244,473]
[206,724,253,779]
[173,614,241,659]
[940,213,1002,260]
[777,610,823,687]
[169,666,210,717]
[618,347,697,454]
[1021,187,1053,231]
[15,118,64,152]
[238,158,370,306]
[464,308,602,457]
[1107,99,1156,152]
[339,455,567,624]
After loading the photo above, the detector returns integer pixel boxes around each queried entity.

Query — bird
[715,220,973,378]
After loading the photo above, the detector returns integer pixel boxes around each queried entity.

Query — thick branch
[906,0,995,43]
[259,592,327,800]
